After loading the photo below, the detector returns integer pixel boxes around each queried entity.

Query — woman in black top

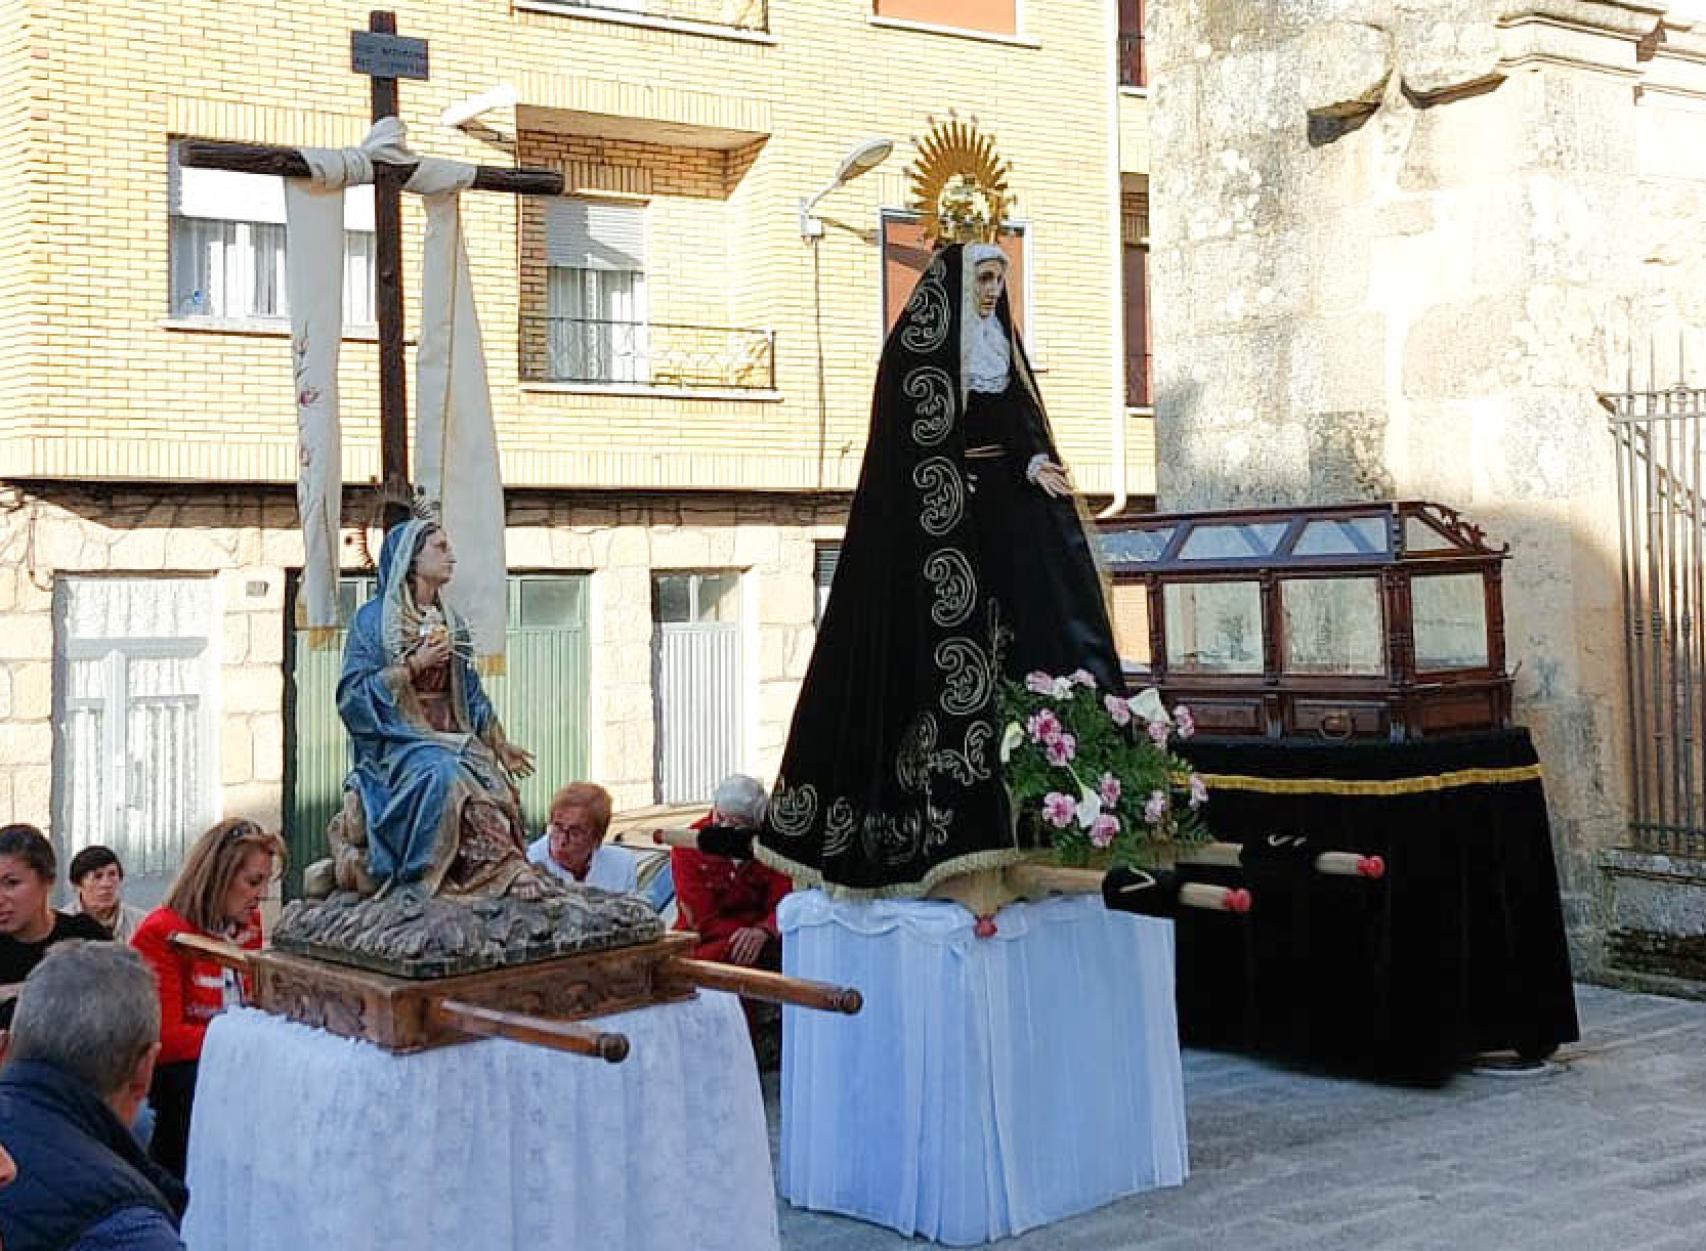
[0,824,108,1027]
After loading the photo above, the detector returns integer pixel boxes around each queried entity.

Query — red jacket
[131,905,264,1066]
[671,817,792,964]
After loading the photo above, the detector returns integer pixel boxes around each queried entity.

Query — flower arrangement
[998,670,1211,867]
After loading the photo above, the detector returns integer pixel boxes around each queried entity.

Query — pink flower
[1026,709,1063,745]
[1045,733,1077,767]
[1188,773,1210,809]
[1103,694,1132,727]
[1147,718,1172,746]
[1175,705,1196,739]
[1089,813,1121,848]
[1041,792,1076,828]
[1143,790,1169,826]
[1069,668,1097,689]
[1025,671,1057,696]
[1098,772,1122,806]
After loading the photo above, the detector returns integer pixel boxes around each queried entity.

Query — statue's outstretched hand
[1033,460,1073,498]
[497,741,536,780]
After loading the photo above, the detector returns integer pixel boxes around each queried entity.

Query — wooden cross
[177,10,563,526]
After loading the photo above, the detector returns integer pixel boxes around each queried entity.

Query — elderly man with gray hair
[0,942,188,1251]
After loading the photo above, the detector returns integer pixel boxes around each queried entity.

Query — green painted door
[283,574,589,898]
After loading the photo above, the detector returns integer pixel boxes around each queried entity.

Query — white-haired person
[0,941,188,1250]
[669,775,791,970]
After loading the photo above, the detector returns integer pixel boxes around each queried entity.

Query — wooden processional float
[651,826,1386,929]
[170,925,861,1065]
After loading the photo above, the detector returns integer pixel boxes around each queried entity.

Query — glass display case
[1099,501,1511,741]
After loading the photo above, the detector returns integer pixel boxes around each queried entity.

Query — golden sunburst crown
[347,482,440,572]
[907,115,1012,248]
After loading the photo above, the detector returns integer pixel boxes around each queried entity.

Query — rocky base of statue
[273,884,666,980]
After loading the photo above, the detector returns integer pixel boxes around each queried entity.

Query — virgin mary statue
[335,518,552,900]
[755,241,1125,899]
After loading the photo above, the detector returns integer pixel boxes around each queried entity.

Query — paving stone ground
[766,984,1706,1250]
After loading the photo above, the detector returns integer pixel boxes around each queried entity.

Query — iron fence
[1608,377,1706,855]
[520,316,776,391]
[545,0,767,32]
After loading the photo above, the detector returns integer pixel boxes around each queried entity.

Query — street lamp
[798,137,894,240]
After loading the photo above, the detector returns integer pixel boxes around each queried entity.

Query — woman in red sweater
[132,818,285,1180]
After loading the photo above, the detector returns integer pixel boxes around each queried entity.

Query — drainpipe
[1097,0,1128,521]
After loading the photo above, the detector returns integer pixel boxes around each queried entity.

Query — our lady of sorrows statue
[755,121,1126,904]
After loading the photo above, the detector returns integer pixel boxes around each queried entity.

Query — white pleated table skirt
[778,890,1189,1246]
[184,992,779,1251]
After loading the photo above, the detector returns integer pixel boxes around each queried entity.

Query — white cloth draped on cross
[285,117,508,670]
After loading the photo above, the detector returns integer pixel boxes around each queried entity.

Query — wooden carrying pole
[651,826,1384,882]
[660,958,864,1015]
[1179,843,1386,880]
[432,998,630,1064]
[169,931,253,971]
[1008,864,1254,914]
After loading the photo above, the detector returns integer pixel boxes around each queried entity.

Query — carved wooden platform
[250,932,699,1054]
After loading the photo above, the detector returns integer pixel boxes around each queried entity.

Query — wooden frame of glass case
[1098,501,1512,741]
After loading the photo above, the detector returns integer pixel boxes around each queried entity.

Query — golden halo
[907,116,1012,248]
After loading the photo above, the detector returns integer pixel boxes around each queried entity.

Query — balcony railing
[521,316,776,391]
[544,0,768,33]
[1118,30,1146,88]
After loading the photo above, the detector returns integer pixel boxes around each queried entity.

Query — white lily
[999,721,1024,764]
[1074,787,1103,830]
[1128,686,1170,726]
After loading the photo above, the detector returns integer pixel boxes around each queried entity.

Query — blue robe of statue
[336,520,529,896]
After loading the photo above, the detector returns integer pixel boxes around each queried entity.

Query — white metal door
[653,572,742,804]
[54,578,216,907]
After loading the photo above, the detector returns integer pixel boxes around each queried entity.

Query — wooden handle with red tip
[1178,882,1253,914]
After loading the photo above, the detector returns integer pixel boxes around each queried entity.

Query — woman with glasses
[131,818,285,1180]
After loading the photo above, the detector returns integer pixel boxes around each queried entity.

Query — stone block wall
[1149,1,1706,973]
[0,484,840,874]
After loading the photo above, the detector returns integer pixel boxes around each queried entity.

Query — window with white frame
[167,142,377,325]
[53,577,218,908]
[545,198,649,383]
[814,543,840,626]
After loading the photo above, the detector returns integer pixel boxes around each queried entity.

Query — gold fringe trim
[475,653,508,677]
[1199,762,1544,798]
[302,626,340,651]
[754,840,1034,904]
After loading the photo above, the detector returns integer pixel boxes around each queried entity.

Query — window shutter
[546,199,646,271]
[169,144,286,224]
[169,143,374,231]
[814,543,841,589]
[873,0,1016,36]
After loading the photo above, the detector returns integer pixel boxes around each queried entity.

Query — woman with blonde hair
[131,818,285,1180]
